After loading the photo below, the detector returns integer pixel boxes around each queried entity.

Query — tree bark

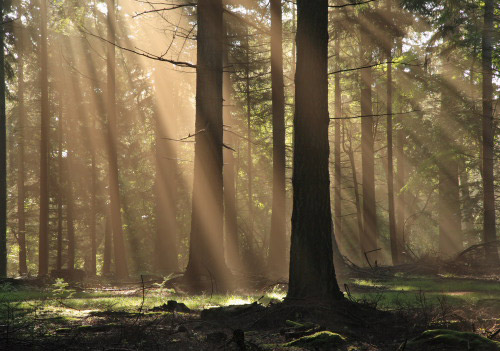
[16,30,28,275]
[185,0,230,289]
[39,0,50,276]
[0,2,6,277]
[223,40,240,272]
[287,0,343,302]
[153,100,180,274]
[106,0,128,278]
[481,0,499,263]
[438,62,462,257]
[386,0,398,265]
[268,0,287,277]
[360,21,378,265]
[333,30,342,253]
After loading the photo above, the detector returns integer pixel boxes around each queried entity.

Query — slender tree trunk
[153,103,179,274]
[395,122,406,260]
[102,209,112,275]
[333,31,342,252]
[386,3,398,264]
[0,3,6,277]
[481,0,499,263]
[459,160,474,243]
[268,0,287,277]
[245,28,254,263]
[344,136,363,261]
[89,151,97,275]
[56,92,63,271]
[185,0,229,289]
[106,0,128,278]
[359,23,378,265]
[438,62,462,257]
[287,0,343,302]
[17,32,28,275]
[65,144,75,270]
[39,0,50,276]
[223,42,240,271]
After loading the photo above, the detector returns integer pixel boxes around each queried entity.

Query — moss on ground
[406,329,500,350]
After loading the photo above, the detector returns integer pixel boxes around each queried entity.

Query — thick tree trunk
[0,3,6,277]
[39,0,50,276]
[106,0,128,278]
[17,32,28,275]
[481,0,499,263]
[287,0,343,302]
[185,0,230,289]
[268,0,287,277]
[359,23,378,265]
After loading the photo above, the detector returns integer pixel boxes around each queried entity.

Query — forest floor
[0,271,499,350]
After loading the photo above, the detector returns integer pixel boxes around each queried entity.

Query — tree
[438,60,462,257]
[185,0,230,289]
[333,28,342,253]
[0,0,7,278]
[38,0,50,277]
[385,0,398,265]
[359,13,378,266]
[106,0,128,278]
[16,26,27,275]
[287,0,343,302]
[268,0,287,277]
[481,0,499,264]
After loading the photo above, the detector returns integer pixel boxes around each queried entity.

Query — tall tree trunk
[153,102,179,274]
[223,41,240,271]
[459,160,474,243]
[185,0,229,289]
[359,22,378,265]
[438,62,462,257]
[395,121,406,260]
[56,91,63,271]
[386,0,398,265]
[287,0,343,302]
[102,209,112,275]
[90,149,97,275]
[106,0,128,278]
[0,2,6,277]
[343,135,363,261]
[17,31,28,275]
[481,0,499,263]
[65,154,75,270]
[39,0,50,276]
[268,0,287,277]
[244,28,254,264]
[333,30,342,252]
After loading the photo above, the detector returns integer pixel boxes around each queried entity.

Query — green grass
[0,275,498,320]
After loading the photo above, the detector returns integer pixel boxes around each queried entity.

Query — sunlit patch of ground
[0,275,498,350]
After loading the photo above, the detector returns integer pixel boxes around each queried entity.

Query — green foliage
[51,278,76,299]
